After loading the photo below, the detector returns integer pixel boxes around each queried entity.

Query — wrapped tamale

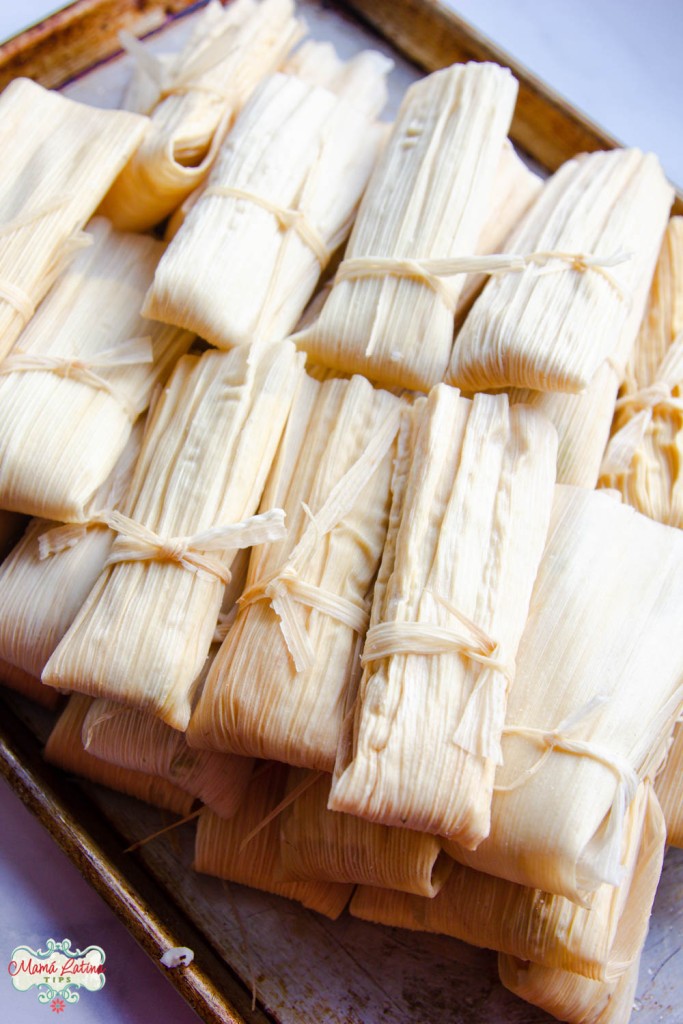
[449,148,673,393]
[0,423,143,681]
[443,486,683,901]
[142,49,389,349]
[350,782,664,982]
[655,720,683,847]
[187,372,401,770]
[0,659,61,709]
[600,218,683,520]
[45,695,195,815]
[99,0,302,231]
[294,62,519,391]
[194,762,353,918]
[330,385,557,846]
[0,218,192,520]
[280,770,452,897]
[43,344,303,730]
[498,955,641,1024]
[0,78,146,361]
[455,141,543,325]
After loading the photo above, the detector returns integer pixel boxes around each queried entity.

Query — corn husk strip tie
[601,332,683,474]
[334,248,631,327]
[361,622,512,679]
[203,185,331,268]
[118,30,234,109]
[239,409,400,672]
[496,696,640,884]
[0,337,154,420]
[83,508,287,584]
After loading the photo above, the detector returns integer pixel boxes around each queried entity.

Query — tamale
[498,956,641,1024]
[449,148,673,393]
[330,385,557,845]
[280,770,452,897]
[194,763,353,918]
[294,62,518,391]
[99,0,302,231]
[444,486,683,901]
[142,50,389,349]
[0,79,146,361]
[600,218,683,522]
[455,141,543,325]
[187,372,401,770]
[0,660,60,709]
[45,695,195,815]
[0,218,192,520]
[0,423,143,680]
[43,344,303,730]
[655,720,683,847]
[350,782,664,982]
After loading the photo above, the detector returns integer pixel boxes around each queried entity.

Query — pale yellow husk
[187,372,401,770]
[142,50,389,349]
[45,695,195,815]
[194,762,353,918]
[0,78,147,361]
[0,659,61,709]
[444,486,683,900]
[0,218,192,520]
[0,422,143,680]
[498,955,641,1024]
[294,62,518,390]
[330,385,557,845]
[350,782,665,982]
[655,720,683,847]
[449,148,672,393]
[280,769,452,897]
[455,140,543,324]
[43,344,303,730]
[599,218,683,520]
[99,0,302,231]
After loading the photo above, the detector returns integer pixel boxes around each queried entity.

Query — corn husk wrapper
[449,148,673,393]
[351,782,665,982]
[0,78,147,361]
[455,141,543,325]
[194,763,353,918]
[0,659,61,709]
[43,344,303,730]
[498,955,641,1024]
[655,720,683,847]
[0,423,143,681]
[294,62,518,391]
[45,695,194,815]
[444,486,683,900]
[143,50,389,350]
[99,0,302,231]
[330,386,557,845]
[188,372,401,770]
[280,770,452,897]
[0,218,192,520]
[599,218,683,519]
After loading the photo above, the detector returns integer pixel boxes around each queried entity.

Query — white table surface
[1,2,682,1023]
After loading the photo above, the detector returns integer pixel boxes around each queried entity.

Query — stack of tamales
[1,16,682,1023]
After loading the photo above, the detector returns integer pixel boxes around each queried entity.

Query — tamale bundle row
[331,384,557,846]
[143,44,390,349]
[0,78,146,361]
[99,0,303,231]
[45,695,195,816]
[0,218,193,521]
[188,371,402,771]
[43,343,303,730]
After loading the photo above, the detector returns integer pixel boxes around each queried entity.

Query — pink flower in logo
[50,997,66,1014]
